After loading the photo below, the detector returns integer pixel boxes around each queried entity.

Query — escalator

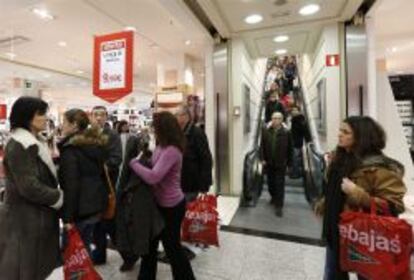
[241,59,325,208]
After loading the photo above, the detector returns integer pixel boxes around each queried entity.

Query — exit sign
[326,54,340,67]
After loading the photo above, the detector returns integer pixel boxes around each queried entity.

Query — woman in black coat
[58,109,108,254]
[0,97,63,280]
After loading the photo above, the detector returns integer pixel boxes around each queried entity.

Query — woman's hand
[64,223,73,231]
[341,177,357,195]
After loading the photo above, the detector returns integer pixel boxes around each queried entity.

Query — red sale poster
[93,31,134,103]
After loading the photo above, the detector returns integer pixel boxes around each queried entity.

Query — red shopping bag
[339,200,412,280]
[182,195,219,247]
[63,227,102,280]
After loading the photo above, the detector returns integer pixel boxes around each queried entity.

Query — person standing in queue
[315,116,406,280]
[58,109,108,255]
[175,105,213,259]
[260,112,293,217]
[90,105,122,265]
[0,97,63,280]
[129,111,196,280]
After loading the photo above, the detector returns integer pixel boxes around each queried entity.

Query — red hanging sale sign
[93,31,134,103]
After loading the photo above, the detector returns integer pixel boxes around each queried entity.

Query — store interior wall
[299,23,343,152]
[229,38,266,195]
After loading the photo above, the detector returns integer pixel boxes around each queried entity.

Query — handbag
[102,164,116,220]
[63,227,102,280]
[339,199,412,280]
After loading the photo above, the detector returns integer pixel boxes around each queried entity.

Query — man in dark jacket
[261,112,293,217]
[175,105,213,259]
[176,106,213,200]
[290,106,311,178]
[90,105,122,265]
[265,92,286,123]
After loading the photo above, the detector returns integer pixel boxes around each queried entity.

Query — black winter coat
[58,129,108,223]
[116,135,164,256]
[265,101,286,123]
[260,126,293,168]
[103,127,122,185]
[181,123,213,193]
[291,114,311,148]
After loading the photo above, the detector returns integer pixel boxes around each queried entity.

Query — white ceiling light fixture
[31,8,55,21]
[244,14,263,24]
[299,4,320,16]
[76,70,84,74]
[124,26,137,32]
[185,40,191,46]
[275,49,287,55]
[58,41,67,47]
[273,35,289,43]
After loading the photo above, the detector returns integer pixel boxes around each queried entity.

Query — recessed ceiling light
[275,49,287,55]
[58,41,67,47]
[392,47,397,52]
[124,26,137,32]
[31,8,55,21]
[185,40,191,45]
[274,35,289,43]
[244,14,263,24]
[76,70,84,74]
[5,52,16,59]
[299,4,320,16]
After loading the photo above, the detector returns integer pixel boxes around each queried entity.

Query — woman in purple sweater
[129,111,195,280]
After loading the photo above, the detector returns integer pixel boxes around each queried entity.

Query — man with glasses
[260,112,293,217]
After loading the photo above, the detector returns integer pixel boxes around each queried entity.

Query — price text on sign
[93,31,134,103]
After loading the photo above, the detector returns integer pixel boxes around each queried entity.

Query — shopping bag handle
[370,198,391,216]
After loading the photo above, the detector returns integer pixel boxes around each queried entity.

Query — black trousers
[92,219,116,263]
[266,165,287,208]
[138,199,195,280]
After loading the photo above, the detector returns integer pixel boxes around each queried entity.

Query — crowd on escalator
[261,56,311,217]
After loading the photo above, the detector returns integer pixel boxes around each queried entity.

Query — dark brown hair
[330,116,386,176]
[64,109,90,131]
[153,111,185,152]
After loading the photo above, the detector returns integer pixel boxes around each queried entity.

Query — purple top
[129,145,184,207]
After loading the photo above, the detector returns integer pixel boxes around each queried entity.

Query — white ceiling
[0,0,211,97]
[198,0,363,58]
[374,0,414,75]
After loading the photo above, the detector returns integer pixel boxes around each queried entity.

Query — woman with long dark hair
[129,111,195,280]
[316,116,406,280]
[0,97,63,279]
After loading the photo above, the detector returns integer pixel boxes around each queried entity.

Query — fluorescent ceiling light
[244,14,263,24]
[58,41,67,47]
[275,49,287,55]
[185,40,191,45]
[392,47,397,53]
[274,35,289,43]
[299,4,320,16]
[124,26,137,32]
[76,70,84,74]
[5,52,16,59]
[31,8,55,21]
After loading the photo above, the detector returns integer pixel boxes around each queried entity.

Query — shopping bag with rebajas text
[339,199,412,280]
[181,194,219,247]
[63,227,102,280]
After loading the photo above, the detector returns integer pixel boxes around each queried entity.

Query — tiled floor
[48,231,329,280]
